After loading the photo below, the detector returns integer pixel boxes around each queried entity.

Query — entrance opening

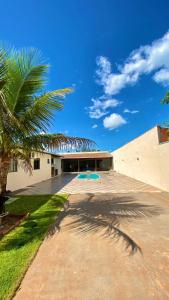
[62,158,112,172]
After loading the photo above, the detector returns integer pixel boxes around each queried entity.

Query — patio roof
[62,151,112,159]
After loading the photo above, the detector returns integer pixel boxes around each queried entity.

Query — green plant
[0,47,93,211]
[0,194,67,300]
[161,91,169,104]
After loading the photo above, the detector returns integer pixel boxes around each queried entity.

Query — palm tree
[0,47,93,212]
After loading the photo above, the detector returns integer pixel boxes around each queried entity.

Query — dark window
[47,159,50,164]
[79,159,95,172]
[9,159,18,172]
[62,159,78,172]
[51,158,54,164]
[34,158,40,170]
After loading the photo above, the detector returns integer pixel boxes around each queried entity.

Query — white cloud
[103,113,127,130]
[96,56,111,82]
[92,124,98,129]
[96,31,169,95]
[123,108,139,114]
[88,97,120,119]
[153,68,169,86]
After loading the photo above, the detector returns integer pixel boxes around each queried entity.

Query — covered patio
[61,151,113,172]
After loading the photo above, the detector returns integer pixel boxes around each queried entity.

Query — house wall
[112,126,169,192]
[7,153,61,191]
[52,157,62,175]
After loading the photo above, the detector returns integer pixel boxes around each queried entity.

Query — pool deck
[15,171,161,195]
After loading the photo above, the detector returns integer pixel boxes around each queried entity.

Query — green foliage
[160,92,169,127]
[0,194,67,300]
[77,147,99,152]
[161,91,169,104]
[0,46,93,164]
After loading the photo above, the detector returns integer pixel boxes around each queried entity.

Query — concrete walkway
[14,192,169,300]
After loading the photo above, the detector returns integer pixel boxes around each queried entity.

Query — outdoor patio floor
[15,171,161,195]
[14,191,169,300]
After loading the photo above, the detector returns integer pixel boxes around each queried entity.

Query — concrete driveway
[16,171,160,195]
[14,191,169,300]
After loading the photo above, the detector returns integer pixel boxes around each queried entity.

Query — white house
[7,151,62,191]
[6,125,169,193]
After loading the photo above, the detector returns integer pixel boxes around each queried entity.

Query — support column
[78,159,80,173]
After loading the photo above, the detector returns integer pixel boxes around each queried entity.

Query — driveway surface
[16,171,160,195]
[14,191,169,300]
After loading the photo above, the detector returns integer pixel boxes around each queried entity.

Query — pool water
[77,173,100,180]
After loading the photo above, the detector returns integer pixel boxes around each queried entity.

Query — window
[47,159,50,164]
[51,158,54,164]
[9,159,18,172]
[34,158,40,170]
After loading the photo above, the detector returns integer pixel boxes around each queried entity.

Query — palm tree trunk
[0,155,11,214]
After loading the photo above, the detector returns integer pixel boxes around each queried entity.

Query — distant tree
[76,148,99,152]
[161,91,169,104]
[161,92,169,128]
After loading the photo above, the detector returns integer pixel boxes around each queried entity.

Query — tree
[76,147,99,152]
[161,91,169,104]
[0,47,93,212]
[161,92,169,129]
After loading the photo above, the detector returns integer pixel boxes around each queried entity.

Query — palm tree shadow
[48,194,163,255]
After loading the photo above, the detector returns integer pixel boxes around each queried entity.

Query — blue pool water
[77,173,100,180]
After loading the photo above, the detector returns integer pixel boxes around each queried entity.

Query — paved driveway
[14,191,169,300]
[16,171,160,195]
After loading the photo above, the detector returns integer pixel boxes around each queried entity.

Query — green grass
[0,194,68,300]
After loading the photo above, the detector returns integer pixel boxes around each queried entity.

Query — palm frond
[19,88,72,134]
[13,149,32,174]
[0,90,23,136]
[0,46,95,161]
[3,48,48,113]
[0,48,7,83]
[23,133,95,152]
[1,47,73,136]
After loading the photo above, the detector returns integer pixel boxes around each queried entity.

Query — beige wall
[52,157,62,175]
[112,126,169,192]
[7,153,62,191]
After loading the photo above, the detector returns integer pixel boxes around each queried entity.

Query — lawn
[0,194,67,300]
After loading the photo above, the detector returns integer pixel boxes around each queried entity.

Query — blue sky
[1,0,169,151]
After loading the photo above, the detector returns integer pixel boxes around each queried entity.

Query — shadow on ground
[48,193,163,255]
[14,174,77,195]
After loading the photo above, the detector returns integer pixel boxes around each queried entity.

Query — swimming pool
[77,173,100,180]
